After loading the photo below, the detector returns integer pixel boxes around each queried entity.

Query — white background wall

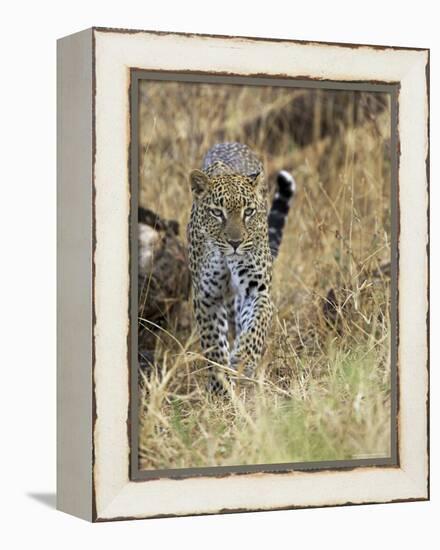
[0,1,437,548]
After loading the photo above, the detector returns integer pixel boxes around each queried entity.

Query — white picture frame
[57,27,429,522]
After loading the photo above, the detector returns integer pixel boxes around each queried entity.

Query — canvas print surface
[135,79,394,473]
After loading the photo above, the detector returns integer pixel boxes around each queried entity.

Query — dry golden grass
[138,81,392,470]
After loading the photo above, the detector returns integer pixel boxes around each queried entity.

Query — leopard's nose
[227,239,243,250]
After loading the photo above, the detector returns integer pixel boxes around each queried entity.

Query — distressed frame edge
[426,49,431,502]
[92,25,429,53]
[94,495,429,523]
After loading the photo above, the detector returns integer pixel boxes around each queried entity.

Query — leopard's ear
[248,171,267,197]
[190,169,209,199]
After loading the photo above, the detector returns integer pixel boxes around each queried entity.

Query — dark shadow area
[27,492,56,509]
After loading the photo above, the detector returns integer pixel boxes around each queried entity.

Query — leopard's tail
[268,170,296,259]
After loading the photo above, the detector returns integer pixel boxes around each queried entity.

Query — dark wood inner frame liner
[129,70,400,482]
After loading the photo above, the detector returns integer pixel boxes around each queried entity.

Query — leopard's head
[189,170,268,256]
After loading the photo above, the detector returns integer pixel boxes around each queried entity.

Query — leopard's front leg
[193,293,231,392]
[227,250,274,381]
[191,252,231,393]
[230,290,273,378]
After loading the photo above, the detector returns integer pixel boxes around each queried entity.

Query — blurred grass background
[137,80,392,470]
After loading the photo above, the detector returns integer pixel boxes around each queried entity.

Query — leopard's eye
[209,207,223,218]
[244,207,255,218]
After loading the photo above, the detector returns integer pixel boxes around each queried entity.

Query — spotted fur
[187,142,295,392]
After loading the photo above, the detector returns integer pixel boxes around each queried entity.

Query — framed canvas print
[57,27,429,522]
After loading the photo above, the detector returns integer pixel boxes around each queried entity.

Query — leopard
[187,142,296,393]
